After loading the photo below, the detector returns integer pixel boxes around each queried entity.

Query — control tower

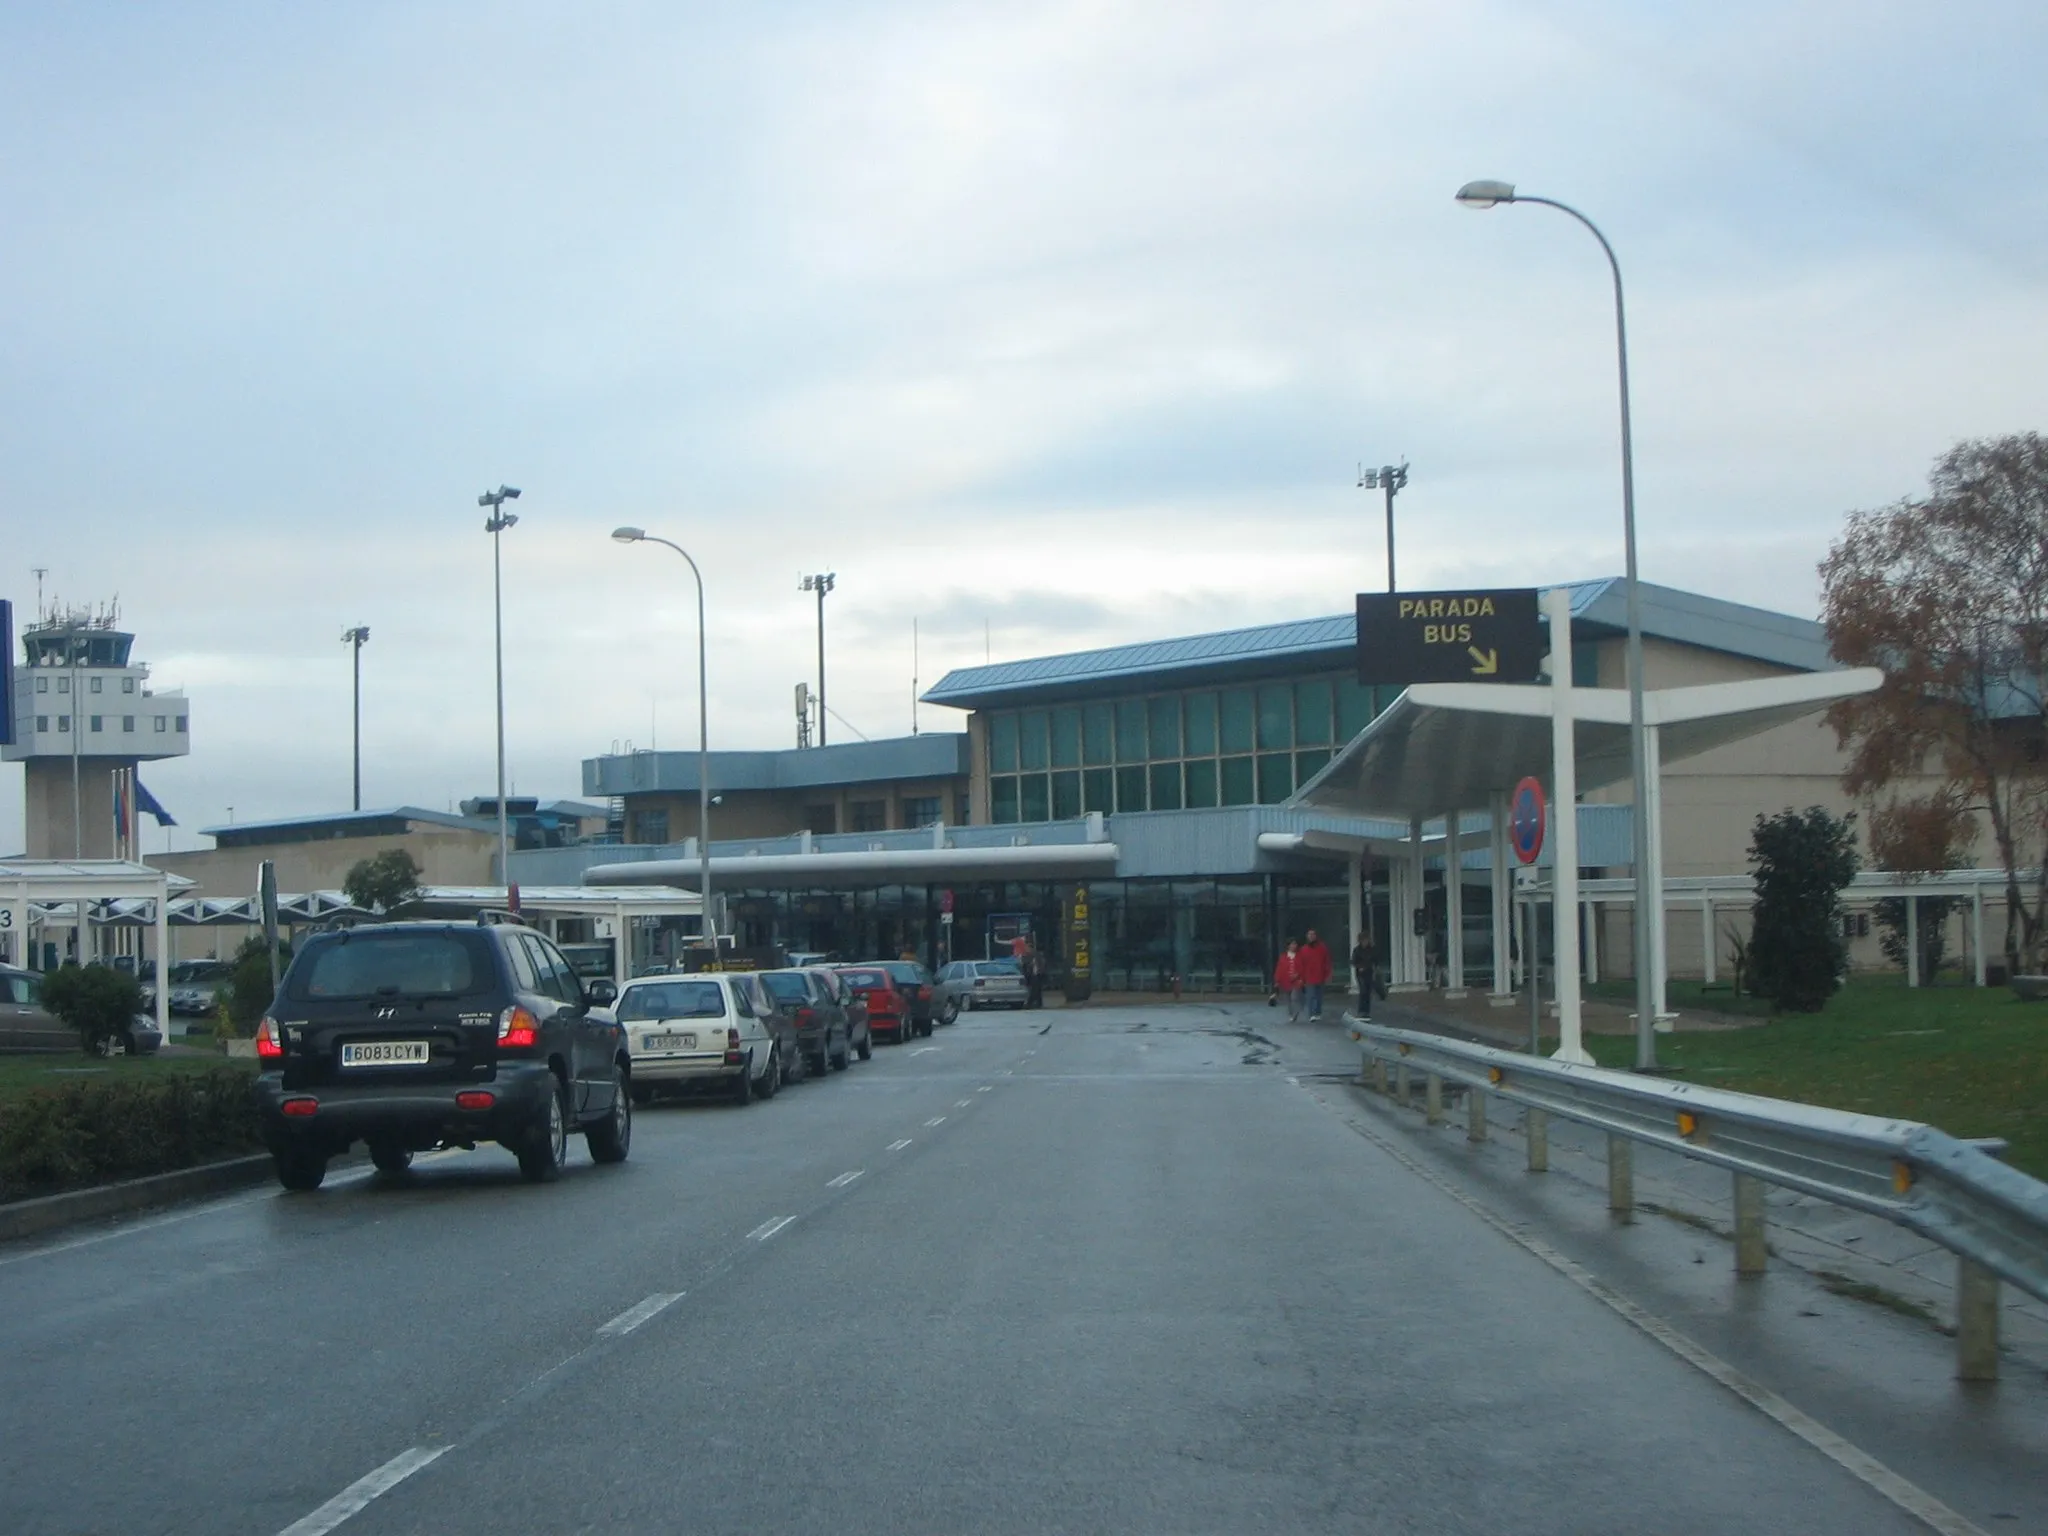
[4,603,192,859]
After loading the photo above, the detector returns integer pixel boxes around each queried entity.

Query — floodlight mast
[799,573,836,746]
[480,486,521,890]
[1357,461,1409,592]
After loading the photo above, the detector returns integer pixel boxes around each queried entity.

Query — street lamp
[479,486,521,890]
[342,626,370,811]
[614,527,714,949]
[799,572,835,745]
[1456,178,1657,1071]
[1357,461,1409,592]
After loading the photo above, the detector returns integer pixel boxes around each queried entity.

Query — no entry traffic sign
[1355,587,1543,685]
[1510,776,1546,865]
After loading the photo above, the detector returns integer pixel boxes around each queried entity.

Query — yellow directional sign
[1355,588,1543,686]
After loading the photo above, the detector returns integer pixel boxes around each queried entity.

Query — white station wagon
[608,973,782,1106]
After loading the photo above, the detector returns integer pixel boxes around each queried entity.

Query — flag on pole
[135,778,177,827]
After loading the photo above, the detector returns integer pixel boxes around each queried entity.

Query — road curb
[0,1153,273,1243]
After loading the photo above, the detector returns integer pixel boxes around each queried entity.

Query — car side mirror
[586,979,617,1008]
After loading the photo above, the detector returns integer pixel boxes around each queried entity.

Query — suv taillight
[256,1015,284,1061]
[497,1005,540,1049]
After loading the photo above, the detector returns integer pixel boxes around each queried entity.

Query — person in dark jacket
[1350,932,1376,1020]
[1296,930,1333,1021]
[1022,943,1047,1009]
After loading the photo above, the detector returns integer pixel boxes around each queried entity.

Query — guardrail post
[1468,1087,1487,1143]
[1956,1259,2000,1382]
[1607,1135,1634,1222]
[1371,1058,1388,1095]
[1425,1073,1443,1125]
[1525,1108,1548,1172]
[1733,1174,1767,1276]
[1395,1061,1411,1107]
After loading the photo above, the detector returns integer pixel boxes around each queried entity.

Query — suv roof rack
[475,909,529,927]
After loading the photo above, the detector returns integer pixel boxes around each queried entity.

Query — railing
[1346,1020,2048,1381]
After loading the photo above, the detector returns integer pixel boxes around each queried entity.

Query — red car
[834,966,923,1043]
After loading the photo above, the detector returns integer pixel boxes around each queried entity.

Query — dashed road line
[911,1046,939,1055]
[748,1215,796,1242]
[597,1292,684,1338]
[888,1138,913,1151]
[275,1445,448,1536]
[827,1170,865,1188]
[977,1085,994,1092]
[955,1099,972,1108]
[926,1116,947,1127]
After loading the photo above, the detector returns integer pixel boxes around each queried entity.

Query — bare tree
[1820,433,2048,972]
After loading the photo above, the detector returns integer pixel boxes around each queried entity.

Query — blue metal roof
[584,733,970,797]
[202,807,494,843]
[922,579,1834,710]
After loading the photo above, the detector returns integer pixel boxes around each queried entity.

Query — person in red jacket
[1273,939,1303,1022]
[1296,929,1334,1022]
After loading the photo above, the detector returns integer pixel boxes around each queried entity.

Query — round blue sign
[1510,776,1546,865]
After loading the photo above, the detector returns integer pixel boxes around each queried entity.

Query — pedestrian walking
[1349,931,1376,1020]
[1022,943,1047,1009]
[1273,939,1304,1022]
[1297,929,1333,1021]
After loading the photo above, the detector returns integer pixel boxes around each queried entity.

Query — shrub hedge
[0,1065,263,1202]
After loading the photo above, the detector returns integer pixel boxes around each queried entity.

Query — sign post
[1510,776,1546,1055]
[1356,588,1543,685]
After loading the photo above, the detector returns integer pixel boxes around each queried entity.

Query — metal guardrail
[1346,1019,2048,1379]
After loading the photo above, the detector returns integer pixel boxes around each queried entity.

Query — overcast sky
[4,1,2044,856]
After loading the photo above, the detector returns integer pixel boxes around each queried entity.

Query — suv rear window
[618,980,727,1021]
[759,972,811,1004]
[292,933,485,1000]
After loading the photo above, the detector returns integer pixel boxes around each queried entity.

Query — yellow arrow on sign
[1467,646,1499,675]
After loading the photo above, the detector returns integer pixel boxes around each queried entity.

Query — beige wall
[156,824,497,901]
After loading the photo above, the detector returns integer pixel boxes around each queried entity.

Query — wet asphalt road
[0,1006,2025,1534]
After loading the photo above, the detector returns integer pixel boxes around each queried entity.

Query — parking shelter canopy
[1290,669,1884,823]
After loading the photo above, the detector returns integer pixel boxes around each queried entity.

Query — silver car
[933,959,1028,1020]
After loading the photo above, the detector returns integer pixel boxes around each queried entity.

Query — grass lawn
[0,1049,256,1107]
[1581,977,2048,1181]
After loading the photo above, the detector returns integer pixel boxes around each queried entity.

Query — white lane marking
[977,1085,993,1092]
[1317,1092,1990,1536]
[826,1170,864,1189]
[1000,1069,1013,1076]
[925,1116,946,1127]
[911,1046,939,1056]
[888,1139,913,1151]
[955,1099,972,1108]
[276,1445,448,1536]
[748,1215,796,1242]
[596,1292,684,1338]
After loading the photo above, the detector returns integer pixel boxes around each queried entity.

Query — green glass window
[1220,689,1255,753]
[1220,756,1255,806]
[1257,753,1293,803]
[990,713,1018,774]
[1051,770,1081,819]
[1116,764,1148,812]
[1295,747,1331,785]
[1116,699,1147,762]
[991,776,1019,823]
[1185,692,1217,756]
[1294,679,1333,746]
[1082,703,1113,765]
[1020,709,1049,771]
[1083,767,1114,814]
[1256,684,1293,750]
[1573,640,1600,688]
[1184,758,1218,808]
[1148,761,1183,811]
[1051,707,1081,769]
[1147,696,1182,760]
[1335,677,1374,740]
[1020,774,1050,822]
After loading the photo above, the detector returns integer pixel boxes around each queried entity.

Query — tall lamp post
[342,626,370,811]
[1357,461,1409,592]
[800,572,835,745]
[614,528,714,948]
[479,486,521,889]
[1456,178,1657,1071]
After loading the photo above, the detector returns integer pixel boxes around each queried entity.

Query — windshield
[168,961,231,983]
[617,980,726,1021]
[291,933,483,1000]
[759,972,811,1003]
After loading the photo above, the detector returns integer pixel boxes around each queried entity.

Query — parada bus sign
[1355,587,1543,686]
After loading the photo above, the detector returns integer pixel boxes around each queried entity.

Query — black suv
[253,919,630,1191]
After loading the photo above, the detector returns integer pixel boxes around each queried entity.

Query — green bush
[38,963,145,1054]
[226,934,291,1033]
[1749,806,1860,1013]
[0,1065,263,1202]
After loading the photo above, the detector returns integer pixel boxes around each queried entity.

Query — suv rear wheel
[275,1147,327,1192]
[587,1067,632,1164]
[517,1078,570,1182]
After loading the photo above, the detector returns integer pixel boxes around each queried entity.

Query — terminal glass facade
[986,672,1394,823]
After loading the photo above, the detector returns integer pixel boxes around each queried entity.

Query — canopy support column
[1546,587,1590,1063]
[1443,810,1466,996]
[1645,722,1673,1030]
[154,879,170,1043]
[1489,790,1512,1000]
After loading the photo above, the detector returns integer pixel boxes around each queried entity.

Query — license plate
[646,1032,697,1051]
[340,1040,430,1067]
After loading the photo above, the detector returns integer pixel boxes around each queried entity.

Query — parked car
[876,960,937,1032]
[809,967,873,1062]
[167,958,233,1017]
[1,966,74,1052]
[606,972,780,1105]
[934,959,1029,1019]
[252,918,631,1191]
[756,968,868,1076]
[834,965,922,1043]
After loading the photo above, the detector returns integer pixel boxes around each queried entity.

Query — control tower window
[176,716,187,732]
[90,716,102,733]
[35,677,46,694]
[122,678,135,693]
[36,716,47,733]
[123,716,135,732]
[89,677,102,694]
[56,716,69,733]
[154,716,166,732]
[57,677,69,695]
